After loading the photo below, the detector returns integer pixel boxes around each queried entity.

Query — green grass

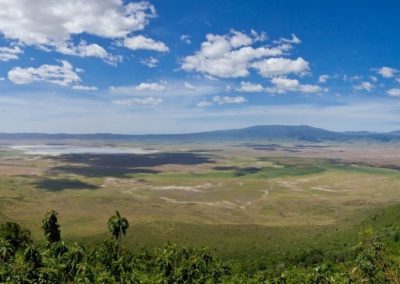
[0,150,21,158]
[72,220,360,272]
[130,163,325,180]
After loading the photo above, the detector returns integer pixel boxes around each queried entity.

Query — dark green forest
[2,209,400,283]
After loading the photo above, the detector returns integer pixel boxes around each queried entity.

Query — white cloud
[354,81,374,92]
[0,45,23,62]
[267,77,324,94]
[236,77,328,94]
[252,57,309,77]
[72,85,98,91]
[109,80,224,97]
[387,88,400,97]
[181,30,294,78]
[274,34,301,45]
[124,35,169,52]
[215,95,247,104]
[113,97,163,106]
[197,95,247,107]
[180,35,191,44]
[184,82,196,91]
[0,0,155,44]
[318,74,329,83]
[250,30,268,42]
[196,100,213,107]
[140,57,159,68]
[0,77,5,81]
[350,75,363,81]
[374,66,398,78]
[229,30,253,48]
[0,0,157,61]
[8,60,81,86]
[236,81,264,92]
[135,81,167,92]
[341,74,364,82]
[56,41,121,64]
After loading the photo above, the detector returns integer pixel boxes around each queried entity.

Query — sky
[0,0,399,134]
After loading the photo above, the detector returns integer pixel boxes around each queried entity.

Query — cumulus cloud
[318,74,329,83]
[197,95,247,107]
[374,66,398,78]
[0,0,156,44]
[181,30,294,78]
[229,30,254,48]
[110,80,224,97]
[134,81,167,92]
[0,1,165,62]
[180,35,191,44]
[140,57,159,68]
[354,81,374,92]
[236,81,264,92]
[266,77,324,94]
[60,42,107,58]
[0,45,23,62]
[235,78,323,94]
[251,57,309,77]
[124,35,169,52]
[215,95,247,104]
[113,97,163,106]
[8,60,81,86]
[56,41,121,64]
[387,88,400,97]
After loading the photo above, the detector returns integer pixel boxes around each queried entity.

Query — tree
[0,222,32,250]
[354,228,389,282]
[107,211,129,258]
[23,245,42,268]
[0,238,14,263]
[42,210,61,244]
[49,240,69,258]
[66,242,85,278]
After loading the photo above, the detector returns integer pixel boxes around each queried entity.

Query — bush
[2,212,400,283]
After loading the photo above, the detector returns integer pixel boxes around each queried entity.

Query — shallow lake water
[8,145,158,156]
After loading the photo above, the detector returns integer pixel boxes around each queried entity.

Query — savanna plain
[1,139,400,273]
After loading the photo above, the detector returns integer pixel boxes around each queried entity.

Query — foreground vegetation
[2,208,400,283]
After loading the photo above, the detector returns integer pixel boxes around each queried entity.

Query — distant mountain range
[0,125,399,142]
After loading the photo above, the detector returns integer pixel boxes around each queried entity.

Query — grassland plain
[1,141,400,270]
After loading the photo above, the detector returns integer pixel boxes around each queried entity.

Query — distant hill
[0,125,398,142]
[388,130,400,136]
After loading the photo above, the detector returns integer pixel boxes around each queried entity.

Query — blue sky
[0,0,399,134]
